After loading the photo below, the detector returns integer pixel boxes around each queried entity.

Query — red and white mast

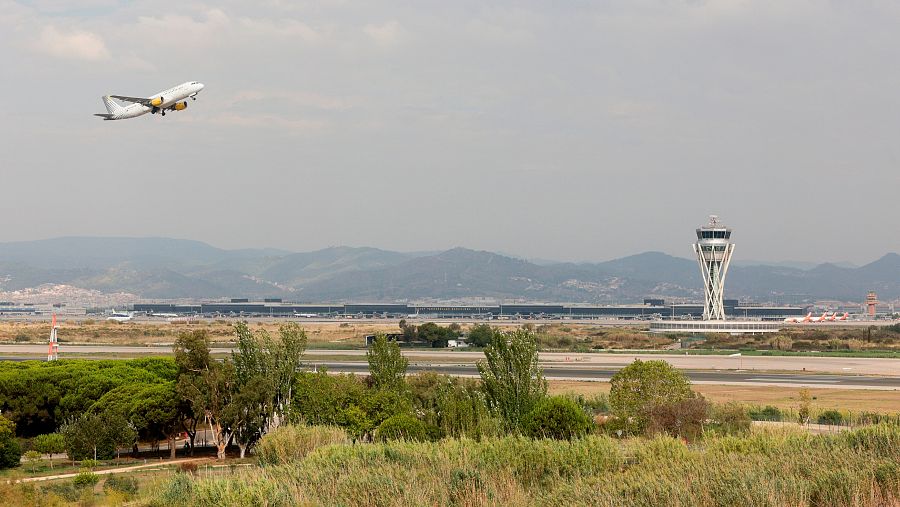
[47,314,59,361]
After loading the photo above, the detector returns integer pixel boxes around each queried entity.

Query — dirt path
[8,458,207,484]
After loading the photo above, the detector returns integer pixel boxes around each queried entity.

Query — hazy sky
[1,0,898,264]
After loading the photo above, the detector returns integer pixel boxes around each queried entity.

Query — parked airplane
[809,312,830,323]
[784,313,812,323]
[107,311,133,322]
[826,312,850,321]
[94,81,205,120]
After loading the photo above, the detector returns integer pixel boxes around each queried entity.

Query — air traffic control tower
[650,215,779,334]
[692,215,734,320]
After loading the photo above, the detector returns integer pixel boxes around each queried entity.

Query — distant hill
[0,237,896,302]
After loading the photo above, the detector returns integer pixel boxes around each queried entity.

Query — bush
[153,472,194,507]
[104,475,138,496]
[818,410,844,425]
[179,461,199,475]
[522,396,594,440]
[711,403,752,436]
[375,414,429,442]
[748,405,783,421]
[256,425,350,466]
[644,397,710,441]
[609,360,694,434]
[72,471,99,488]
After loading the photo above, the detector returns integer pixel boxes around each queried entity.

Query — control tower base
[650,320,781,335]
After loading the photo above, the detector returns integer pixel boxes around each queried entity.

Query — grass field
[1,319,899,356]
[550,380,900,414]
[0,320,401,346]
[134,424,900,507]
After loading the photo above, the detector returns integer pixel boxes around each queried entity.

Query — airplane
[784,313,812,323]
[809,312,830,323]
[94,81,205,120]
[828,312,849,321]
[107,311,133,323]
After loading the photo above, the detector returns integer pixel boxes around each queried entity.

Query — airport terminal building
[132,299,805,320]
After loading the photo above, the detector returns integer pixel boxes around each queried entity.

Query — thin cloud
[34,25,110,61]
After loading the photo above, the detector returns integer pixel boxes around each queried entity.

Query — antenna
[47,314,59,361]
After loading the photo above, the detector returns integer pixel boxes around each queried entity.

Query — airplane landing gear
[161,110,166,116]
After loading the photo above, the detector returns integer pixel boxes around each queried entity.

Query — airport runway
[0,344,898,375]
[307,361,900,390]
[0,344,897,389]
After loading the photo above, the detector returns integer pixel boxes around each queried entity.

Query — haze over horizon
[1,1,898,264]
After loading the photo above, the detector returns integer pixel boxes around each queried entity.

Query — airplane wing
[110,95,153,106]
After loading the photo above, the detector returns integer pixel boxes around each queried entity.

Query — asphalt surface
[309,361,900,390]
[2,344,898,389]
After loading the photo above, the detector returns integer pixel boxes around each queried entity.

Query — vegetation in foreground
[133,423,900,507]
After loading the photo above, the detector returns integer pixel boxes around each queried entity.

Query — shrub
[711,403,752,436]
[375,414,429,442]
[256,425,349,466]
[644,397,710,441]
[818,410,844,425]
[179,461,199,475]
[104,475,138,497]
[609,360,694,434]
[748,405,783,421]
[521,396,593,440]
[45,481,86,502]
[153,472,194,506]
[72,471,99,488]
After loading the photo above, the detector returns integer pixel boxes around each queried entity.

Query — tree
[477,328,547,432]
[32,433,65,469]
[467,324,495,348]
[367,334,408,392]
[24,450,41,473]
[106,413,138,463]
[178,359,236,460]
[225,376,273,458]
[174,331,212,454]
[228,322,307,457]
[89,382,180,459]
[416,322,460,348]
[522,396,594,440]
[62,413,110,462]
[0,417,22,469]
[609,360,694,434]
[61,412,136,462]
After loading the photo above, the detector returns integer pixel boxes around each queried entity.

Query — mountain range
[0,237,896,303]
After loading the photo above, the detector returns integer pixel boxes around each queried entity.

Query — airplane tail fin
[102,96,125,115]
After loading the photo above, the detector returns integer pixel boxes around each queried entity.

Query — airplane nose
[198,83,205,91]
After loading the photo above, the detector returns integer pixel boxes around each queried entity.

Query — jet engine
[173,101,188,111]
[150,96,164,107]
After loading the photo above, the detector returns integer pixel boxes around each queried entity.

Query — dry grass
[549,380,900,413]
[0,320,402,346]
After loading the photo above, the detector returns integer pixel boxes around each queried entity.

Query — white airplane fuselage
[99,81,205,120]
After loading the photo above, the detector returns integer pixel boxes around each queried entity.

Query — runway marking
[748,378,839,383]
